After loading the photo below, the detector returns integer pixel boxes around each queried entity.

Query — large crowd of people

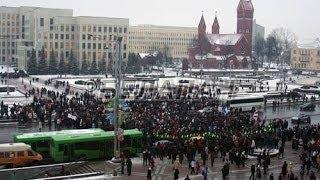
[2,76,320,179]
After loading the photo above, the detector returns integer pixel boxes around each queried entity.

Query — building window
[60,34,64,40]
[114,27,117,33]
[124,27,127,33]
[109,27,112,33]
[40,18,44,27]
[55,42,58,49]
[104,27,107,33]
[82,43,85,49]
[82,26,86,32]
[66,25,69,32]
[93,52,96,60]
[123,53,127,59]
[98,26,101,32]
[66,51,69,58]
[98,43,101,49]
[82,34,86,40]
[55,34,58,39]
[123,44,127,50]
[71,25,75,32]
[50,18,53,25]
[93,43,96,49]
[60,42,64,48]
[71,34,74,40]
[66,34,69,39]
[93,26,96,32]
[60,25,64,31]
[87,43,91,49]
[119,27,122,33]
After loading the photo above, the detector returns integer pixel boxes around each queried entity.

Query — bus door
[63,144,75,161]
[99,142,106,158]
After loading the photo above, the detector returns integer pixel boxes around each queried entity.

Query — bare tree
[270,28,297,64]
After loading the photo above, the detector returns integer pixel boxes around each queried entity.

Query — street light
[88,33,123,161]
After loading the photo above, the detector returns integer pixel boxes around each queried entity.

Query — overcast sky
[3,0,319,42]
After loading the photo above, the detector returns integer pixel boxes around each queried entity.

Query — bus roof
[124,129,143,137]
[14,129,105,142]
[0,143,31,152]
[51,130,114,143]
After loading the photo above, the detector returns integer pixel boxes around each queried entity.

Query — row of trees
[254,27,296,67]
[27,47,110,75]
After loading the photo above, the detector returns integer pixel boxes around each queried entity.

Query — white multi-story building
[0,6,129,70]
[129,25,197,59]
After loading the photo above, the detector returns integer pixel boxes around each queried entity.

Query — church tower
[237,0,254,54]
[212,13,220,34]
[198,14,207,42]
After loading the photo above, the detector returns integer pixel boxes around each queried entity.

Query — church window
[246,29,250,33]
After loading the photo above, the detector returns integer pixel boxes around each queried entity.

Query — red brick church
[188,0,254,69]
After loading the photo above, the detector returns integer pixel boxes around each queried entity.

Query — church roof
[206,34,242,45]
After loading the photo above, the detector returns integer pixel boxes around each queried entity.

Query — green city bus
[14,129,143,162]
[14,129,104,158]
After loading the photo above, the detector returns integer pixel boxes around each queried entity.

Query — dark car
[300,103,316,111]
[291,115,311,124]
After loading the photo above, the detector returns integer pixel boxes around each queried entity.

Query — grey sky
[3,0,319,42]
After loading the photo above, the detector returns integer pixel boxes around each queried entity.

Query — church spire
[212,11,220,34]
[198,12,206,39]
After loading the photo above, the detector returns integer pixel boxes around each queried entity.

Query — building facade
[188,0,254,69]
[291,39,320,71]
[252,19,265,48]
[129,25,197,59]
[0,6,129,70]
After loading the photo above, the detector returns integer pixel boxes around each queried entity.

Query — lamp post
[88,34,123,160]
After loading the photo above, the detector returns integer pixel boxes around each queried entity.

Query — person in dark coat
[250,164,255,180]
[174,169,179,180]
[269,173,274,180]
[147,167,152,180]
[126,158,132,176]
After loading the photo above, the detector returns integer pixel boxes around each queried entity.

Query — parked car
[300,103,316,111]
[291,115,311,124]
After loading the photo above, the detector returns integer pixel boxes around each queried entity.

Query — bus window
[75,142,99,150]
[133,138,142,148]
[0,152,4,158]
[121,139,132,148]
[37,141,49,148]
[58,145,64,152]
[18,151,24,157]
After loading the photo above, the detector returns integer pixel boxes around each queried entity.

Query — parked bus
[14,129,104,158]
[0,143,42,168]
[14,129,143,162]
[221,94,264,111]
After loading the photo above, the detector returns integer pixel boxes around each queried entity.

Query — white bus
[222,94,264,111]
